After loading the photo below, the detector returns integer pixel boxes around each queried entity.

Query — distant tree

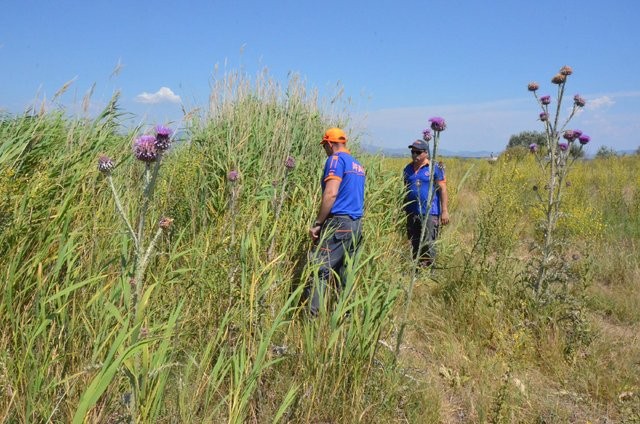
[504,131,547,160]
[636,146,640,155]
[506,131,547,149]
[596,146,617,159]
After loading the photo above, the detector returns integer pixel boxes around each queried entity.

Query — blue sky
[2,0,639,153]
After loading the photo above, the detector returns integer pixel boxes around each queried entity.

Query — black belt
[328,214,360,220]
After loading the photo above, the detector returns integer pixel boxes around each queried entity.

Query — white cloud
[135,87,181,104]
[586,95,615,110]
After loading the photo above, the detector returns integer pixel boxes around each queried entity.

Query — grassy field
[1,72,639,423]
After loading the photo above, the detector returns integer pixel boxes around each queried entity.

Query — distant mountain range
[361,144,494,158]
[361,144,638,159]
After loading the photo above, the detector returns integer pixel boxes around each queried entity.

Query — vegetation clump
[0,69,639,423]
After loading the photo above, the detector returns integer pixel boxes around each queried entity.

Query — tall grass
[1,70,639,423]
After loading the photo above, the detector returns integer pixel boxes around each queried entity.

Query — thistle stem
[137,158,162,260]
[395,132,440,359]
[132,227,164,321]
[107,175,138,251]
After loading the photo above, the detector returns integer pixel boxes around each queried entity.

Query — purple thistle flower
[527,82,539,92]
[558,142,569,152]
[539,112,549,122]
[134,135,158,163]
[540,95,551,105]
[154,125,173,152]
[529,143,538,153]
[578,134,590,145]
[573,129,583,138]
[574,94,586,107]
[227,170,239,182]
[285,156,296,170]
[429,117,446,132]
[97,154,114,174]
[422,128,432,142]
[563,130,578,142]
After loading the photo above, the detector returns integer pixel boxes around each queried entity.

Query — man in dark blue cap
[403,139,449,267]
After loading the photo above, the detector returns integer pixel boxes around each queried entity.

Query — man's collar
[412,158,430,169]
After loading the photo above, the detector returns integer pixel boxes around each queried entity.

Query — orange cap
[322,127,347,144]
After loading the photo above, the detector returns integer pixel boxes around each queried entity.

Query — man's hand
[440,210,450,225]
[310,224,322,240]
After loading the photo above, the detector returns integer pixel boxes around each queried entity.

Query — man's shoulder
[337,151,362,165]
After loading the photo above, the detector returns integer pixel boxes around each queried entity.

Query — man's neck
[412,158,430,170]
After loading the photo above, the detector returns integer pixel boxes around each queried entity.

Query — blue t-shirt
[322,151,365,219]
[403,161,445,216]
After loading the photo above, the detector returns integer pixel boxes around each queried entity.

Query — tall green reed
[1,69,431,423]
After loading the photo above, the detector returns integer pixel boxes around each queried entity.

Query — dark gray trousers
[306,215,362,316]
[406,213,440,266]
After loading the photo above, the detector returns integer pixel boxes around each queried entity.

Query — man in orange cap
[306,127,366,317]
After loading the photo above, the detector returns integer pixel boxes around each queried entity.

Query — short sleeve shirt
[403,161,445,216]
[322,151,366,219]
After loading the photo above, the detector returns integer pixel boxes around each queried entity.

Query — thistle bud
[285,156,296,170]
[97,155,115,174]
[539,112,549,122]
[159,217,174,231]
[154,125,173,152]
[558,142,569,152]
[563,130,578,142]
[559,65,573,76]
[540,95,551,105]
[428,117,446,132]
[227,170,239,182]
[529,143,538,153]
[422,128,432,142]
[578,134,590,145]
[551,74,566,85]
[527,82,539,92]
[573,94,586,107]
[134,135,158,163]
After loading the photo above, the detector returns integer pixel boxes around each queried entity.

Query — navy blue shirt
[403,161,445,215]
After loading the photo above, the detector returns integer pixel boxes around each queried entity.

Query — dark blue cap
[408,139,429,151]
